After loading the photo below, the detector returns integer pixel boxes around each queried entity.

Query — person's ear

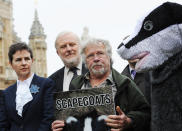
[9,61,12,66]
[9,61,13,69]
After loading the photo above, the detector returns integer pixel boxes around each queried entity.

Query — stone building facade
[29,10,47,78]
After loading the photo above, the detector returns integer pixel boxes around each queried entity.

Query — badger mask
[117,2,182,73]
[117,2,182,131]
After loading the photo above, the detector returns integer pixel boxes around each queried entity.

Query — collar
[106,73,114,85]
[83,71,114,84]
[17,73,34,86]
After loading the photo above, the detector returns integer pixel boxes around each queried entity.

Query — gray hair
[81,37,113,65]
[55,31,80,49]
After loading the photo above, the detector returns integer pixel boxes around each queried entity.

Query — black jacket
[0,90,8,131]
[122,65,151,103]
[0,75,54,131]
[49,64,88,92]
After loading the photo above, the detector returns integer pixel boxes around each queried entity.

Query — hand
[105,106,132,131]
[51,120,65,131]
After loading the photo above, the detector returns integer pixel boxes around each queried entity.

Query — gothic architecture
[0,0,47,89]
[29,10,47,78]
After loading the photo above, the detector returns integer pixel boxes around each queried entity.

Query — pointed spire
[81,26,90,42]
[12,26,21,43]
[34,9,39,21]
[29,9,46,39]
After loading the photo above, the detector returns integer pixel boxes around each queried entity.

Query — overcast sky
[12,0,182,76]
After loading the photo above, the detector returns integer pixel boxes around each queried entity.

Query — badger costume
[117,2,182,131]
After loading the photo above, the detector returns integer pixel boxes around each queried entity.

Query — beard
[90,63,108,78]
[62,55,80,68]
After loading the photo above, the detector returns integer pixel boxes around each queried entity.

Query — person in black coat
[122,60,150,103]
[49,31,87,92]
[0,43,54,131]
[50,31,87,130]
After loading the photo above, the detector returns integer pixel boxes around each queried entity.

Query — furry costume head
[117,2,182,73]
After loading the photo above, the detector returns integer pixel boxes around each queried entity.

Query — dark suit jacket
[49,64,88,92]
[0,90,8,131]
[122,65,150,102]
[0,74,54,131]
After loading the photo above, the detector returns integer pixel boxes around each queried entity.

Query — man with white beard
[49,31,88,92]
[50,31,87,130]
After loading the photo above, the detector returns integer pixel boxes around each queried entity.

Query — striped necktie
[131,70,136,79]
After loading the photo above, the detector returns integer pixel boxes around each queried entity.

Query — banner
[54,86,115,120]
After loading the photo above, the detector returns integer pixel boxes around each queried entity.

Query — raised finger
[116,106,124,115]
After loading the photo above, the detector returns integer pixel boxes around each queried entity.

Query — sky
[12,0,182,76]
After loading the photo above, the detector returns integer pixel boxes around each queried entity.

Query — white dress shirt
[63,60,82,91]
[16,73,34,116]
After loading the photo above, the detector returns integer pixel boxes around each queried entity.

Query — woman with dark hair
[0,43,54,131]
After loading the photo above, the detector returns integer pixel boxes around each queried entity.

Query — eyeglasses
[86,51,106,60]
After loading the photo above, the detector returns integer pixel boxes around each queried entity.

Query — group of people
[0,31,150,131]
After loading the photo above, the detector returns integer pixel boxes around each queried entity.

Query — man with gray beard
[69,38,150,131]
[49,31,87,131]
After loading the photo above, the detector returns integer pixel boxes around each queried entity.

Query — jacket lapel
[81,64,88,75]
[122,65,132,79]
[11,83,17,113]
[112,68,127,96]
[22,74,39,116]
[57,67,64,92]
[69,64,88,90]
[8,83,23,121]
